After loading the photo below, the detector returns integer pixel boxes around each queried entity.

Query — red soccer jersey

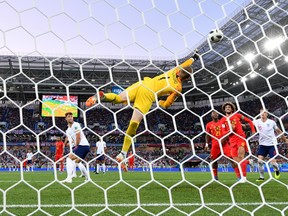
[55,141,64,155]
[225,113,246,141]
[206,120,225,145]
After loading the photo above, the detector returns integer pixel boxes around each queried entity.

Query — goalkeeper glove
[158,100,167,109]
[192,49,199,61]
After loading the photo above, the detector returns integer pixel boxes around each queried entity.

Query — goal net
[0,0,288,215]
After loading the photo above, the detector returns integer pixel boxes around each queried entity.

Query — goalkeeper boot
[116,153,128,172]
[86,91,105,107]
[274,170,280,179]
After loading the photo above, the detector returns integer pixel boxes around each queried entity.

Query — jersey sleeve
[159,91,179,109]
[272,120,278,130]
[73,123,81,133]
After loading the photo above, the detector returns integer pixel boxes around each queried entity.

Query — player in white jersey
[61,112,90,183]
[26,149,33,172]
[253,109,288,181]
[95,139,107,174]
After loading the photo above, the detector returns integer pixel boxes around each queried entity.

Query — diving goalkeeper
[86,51,199,171]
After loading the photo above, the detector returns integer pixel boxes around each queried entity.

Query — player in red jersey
[55,136,65,172]
[128,152,135,170]
[222,102,255,183]
[206,111,234,180]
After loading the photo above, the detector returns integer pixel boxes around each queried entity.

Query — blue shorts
[27,160,32,165]
[96,154,105,162]
[257,145,276,158]
[73,145,90,160]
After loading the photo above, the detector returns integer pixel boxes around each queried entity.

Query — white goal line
[2,202,288,208]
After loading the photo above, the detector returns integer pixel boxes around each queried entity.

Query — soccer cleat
[256,178,264,182]
[275,170,280,179]
[214,176,219,180]
[85,91,105,107]
[61,178,72,183]
[237,177,247,183]
[79,174,85,178]
[116,153,128,172]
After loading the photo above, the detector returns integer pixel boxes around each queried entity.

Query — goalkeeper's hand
[192,49,199,61]
[158,100,166,109]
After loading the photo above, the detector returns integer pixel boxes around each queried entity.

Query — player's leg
[96,159,100,174]
[269,145,280,179]
[223,143,240,179]
[238,145,248,180]
[210,144,220,180]
[60,156,64,172]
[73,146,91,181]
[101,159,106,174]
[61,154,76,183]
[116,108,143,171]
[85,81,140,106]
[257,155,265,181]
[256,145,267,181]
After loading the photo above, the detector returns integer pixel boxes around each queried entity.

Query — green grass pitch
[0,171,288,215]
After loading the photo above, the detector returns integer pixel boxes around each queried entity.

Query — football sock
[258,161,265,179]
[66,157,74,179]
[103,93,122,103]
[102,163,106,173]
[233,166,241,178]
[240,160,248,177]
[122,121,140,153]
[271,161,279,171]
[96,164,100,173]
[77,162,88,178]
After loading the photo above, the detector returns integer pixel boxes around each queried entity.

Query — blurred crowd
[0,92,288,169]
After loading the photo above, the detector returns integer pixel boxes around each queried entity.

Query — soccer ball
[208,29,224,43]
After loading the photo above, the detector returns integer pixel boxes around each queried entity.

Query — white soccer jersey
[253,119,278,146]
[66,122,89,146]
[96,141,106,154]
[27,152,33,160]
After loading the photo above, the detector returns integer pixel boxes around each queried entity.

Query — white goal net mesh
[0,0,288,215]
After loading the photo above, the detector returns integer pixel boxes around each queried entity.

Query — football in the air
[208,29,224,43]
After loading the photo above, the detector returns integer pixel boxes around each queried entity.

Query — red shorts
[229,137,248,158]
[210,142,231,160]
[55,154,64,162]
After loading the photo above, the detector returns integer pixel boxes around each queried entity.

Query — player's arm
[275,127,288,144]
[205,124,211,151]
[159,91,179,109]
[240,114,256,134]
[64,137,69,146]
[75,131,81,146]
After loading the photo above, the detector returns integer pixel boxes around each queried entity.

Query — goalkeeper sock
[122,121,140,153]
[103,93,122,104]
[240,160,248,177]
